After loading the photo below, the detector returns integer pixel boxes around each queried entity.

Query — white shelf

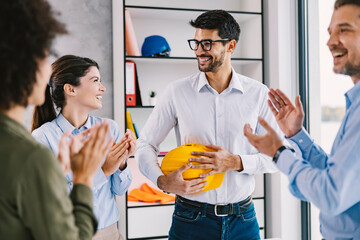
[115,0,267,238]
[128,205,174,238]
[127,108,177,152]
[127,7,262,59]
[127,7,261,21]
[125,0,262,13]
[127,59,263,106]
[127,201,174,208]
[127,158,175,208]
[126,56,263,63]
[254,199,265,228]
[253,174,265,198]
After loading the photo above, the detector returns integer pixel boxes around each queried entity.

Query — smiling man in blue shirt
[244,0,360,239]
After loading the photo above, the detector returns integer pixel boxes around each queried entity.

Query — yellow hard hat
[160,144,225,193]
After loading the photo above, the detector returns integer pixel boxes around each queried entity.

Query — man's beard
[197,50,225,72]
[336,61,360,77]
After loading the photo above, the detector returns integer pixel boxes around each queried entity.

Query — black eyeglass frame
[187,38,230,51]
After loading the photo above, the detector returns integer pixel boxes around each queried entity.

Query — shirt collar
[196,68,244,93]
[345,81,360,109]
[55,113,92,135]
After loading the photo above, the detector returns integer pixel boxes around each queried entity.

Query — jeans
[168,200,260,240]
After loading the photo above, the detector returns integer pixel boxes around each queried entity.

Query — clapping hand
[268,88,304,138]
[70,121,113,187]
[102,129,137,178]
[244,116,283,157]
[57,128,92,175]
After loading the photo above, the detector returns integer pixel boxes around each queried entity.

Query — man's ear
[227,39,237,53]
[63,83,75,96]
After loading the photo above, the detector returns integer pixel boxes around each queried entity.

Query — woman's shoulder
[32,121,59,140]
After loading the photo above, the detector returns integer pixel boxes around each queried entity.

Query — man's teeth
[96,96,102,100]
[199,57,210,62]
[333,52,345,57]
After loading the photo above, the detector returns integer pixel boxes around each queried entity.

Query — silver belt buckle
[214,204,228,217]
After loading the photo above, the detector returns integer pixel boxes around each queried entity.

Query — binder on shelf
[126,110,137,139]
[126,60,142,106]
[126,60,136,106]
[135,67,142,106]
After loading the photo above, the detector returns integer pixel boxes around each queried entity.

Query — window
[307,0,353,239]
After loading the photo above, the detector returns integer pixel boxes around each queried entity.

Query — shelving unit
[113,0,266,239]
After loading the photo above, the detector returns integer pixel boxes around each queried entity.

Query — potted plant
[149,91,157,106]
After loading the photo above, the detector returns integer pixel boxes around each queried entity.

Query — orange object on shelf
[125,8,140,56]
[141,183,175,203]
[128,183,175,204]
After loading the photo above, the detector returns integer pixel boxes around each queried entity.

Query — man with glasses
[136,10,280,239]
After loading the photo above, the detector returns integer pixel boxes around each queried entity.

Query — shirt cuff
[240,154,258,174]
[289,128,314,151]
[275,149,298,175]
[148,167,164,187]
[114,165,132,180]
[117,164,130,175]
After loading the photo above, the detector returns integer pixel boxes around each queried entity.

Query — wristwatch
[273,145,295,163]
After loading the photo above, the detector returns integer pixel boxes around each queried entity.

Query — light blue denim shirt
[277,82,360,239]
[32,113,132,229]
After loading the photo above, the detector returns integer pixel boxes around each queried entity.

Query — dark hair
[189,10,240,43]
[335,0,360,9]
[0,0,67,111]
[31,55,99,131]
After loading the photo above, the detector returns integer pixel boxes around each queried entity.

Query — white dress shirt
[135,68,279,204]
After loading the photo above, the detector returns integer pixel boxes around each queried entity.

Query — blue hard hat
[141,35,171,57]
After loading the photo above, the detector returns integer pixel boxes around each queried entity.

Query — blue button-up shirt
[32,114,132,229]
[277,82,360,239]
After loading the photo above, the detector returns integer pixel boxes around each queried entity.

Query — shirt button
[299,139,303,143]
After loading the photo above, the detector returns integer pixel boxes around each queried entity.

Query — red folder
[126,60,136,106]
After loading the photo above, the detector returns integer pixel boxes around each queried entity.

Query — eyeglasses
[187,38,230,51]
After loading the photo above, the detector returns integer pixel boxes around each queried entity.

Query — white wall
[24,0,114,130]
[263,0,302,239]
